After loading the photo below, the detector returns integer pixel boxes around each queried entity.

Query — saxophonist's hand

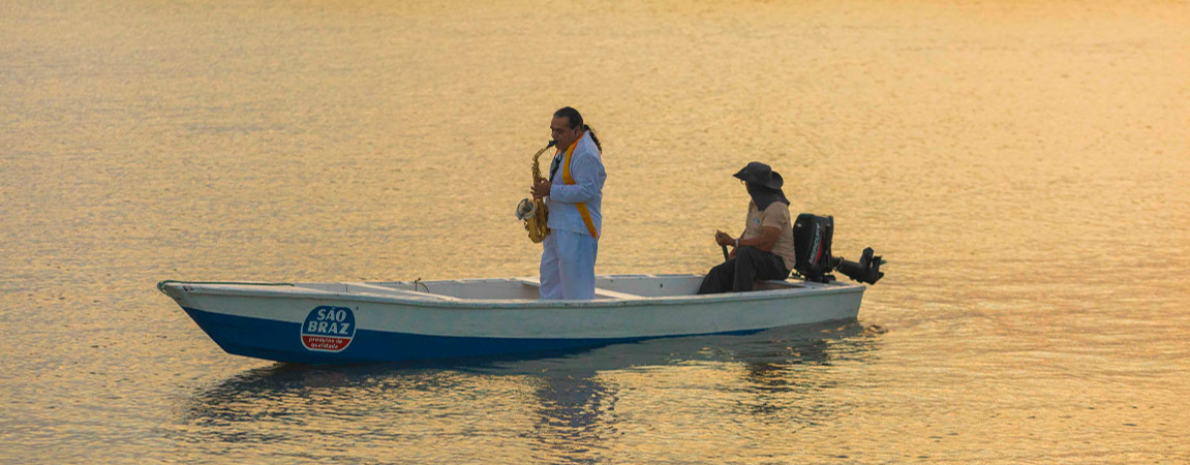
[531,179,552,200]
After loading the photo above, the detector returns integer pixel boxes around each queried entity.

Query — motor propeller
[832,247,884,285]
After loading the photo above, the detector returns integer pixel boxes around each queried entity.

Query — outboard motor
[793,213,885,285]
[792,214,834,282]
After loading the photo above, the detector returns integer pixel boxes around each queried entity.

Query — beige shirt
[740,201,797,271]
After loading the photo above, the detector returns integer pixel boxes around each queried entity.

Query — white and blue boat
[158,274,869,365]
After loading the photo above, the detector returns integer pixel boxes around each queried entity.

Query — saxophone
[515,141,556,243]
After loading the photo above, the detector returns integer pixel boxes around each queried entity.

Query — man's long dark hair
[554,106,602,153]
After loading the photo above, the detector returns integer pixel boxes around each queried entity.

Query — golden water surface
[2,0,1188,463]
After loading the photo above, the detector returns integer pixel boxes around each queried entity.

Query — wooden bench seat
[513,277,643,300]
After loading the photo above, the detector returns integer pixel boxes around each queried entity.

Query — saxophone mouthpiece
[547,140,556,148]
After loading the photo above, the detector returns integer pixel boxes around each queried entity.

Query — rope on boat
[412,277,430,293]
[156,280,295,293]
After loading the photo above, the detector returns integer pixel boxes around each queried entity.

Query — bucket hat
[733,162,783,190]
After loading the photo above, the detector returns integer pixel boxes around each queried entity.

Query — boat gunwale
[159,277,866,310]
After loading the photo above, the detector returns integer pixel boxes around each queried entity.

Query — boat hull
[162,277,866,364]
[183,306,775,364]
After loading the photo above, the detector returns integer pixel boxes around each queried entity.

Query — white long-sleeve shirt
[546,131,606,238]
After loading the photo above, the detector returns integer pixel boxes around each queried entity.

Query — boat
[157,274,869,365]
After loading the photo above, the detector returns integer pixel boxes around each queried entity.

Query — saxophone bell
[515,198,537,220]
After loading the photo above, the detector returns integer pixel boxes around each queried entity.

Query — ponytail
[583,124,602,153]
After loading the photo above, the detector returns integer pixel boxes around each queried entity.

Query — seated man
[698,162,798,294]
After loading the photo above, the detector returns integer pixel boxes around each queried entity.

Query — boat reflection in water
[168,321,882,463]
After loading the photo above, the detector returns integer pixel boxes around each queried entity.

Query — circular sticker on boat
[300,306,356,352]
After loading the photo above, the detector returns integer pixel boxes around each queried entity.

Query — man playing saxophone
[530,107,606,300]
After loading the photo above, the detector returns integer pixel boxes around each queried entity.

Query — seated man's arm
[735,226,781,252]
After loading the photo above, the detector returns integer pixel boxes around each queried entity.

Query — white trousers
[539,229,599,300]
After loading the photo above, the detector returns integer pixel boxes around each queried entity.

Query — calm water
[2,0,1188,463]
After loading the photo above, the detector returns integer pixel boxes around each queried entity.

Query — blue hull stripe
[183,307,763,365]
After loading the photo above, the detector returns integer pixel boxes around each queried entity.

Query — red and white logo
[301,306,356,352]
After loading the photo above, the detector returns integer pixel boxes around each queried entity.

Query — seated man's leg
[698,258,737,294]
[731,247,788,292]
